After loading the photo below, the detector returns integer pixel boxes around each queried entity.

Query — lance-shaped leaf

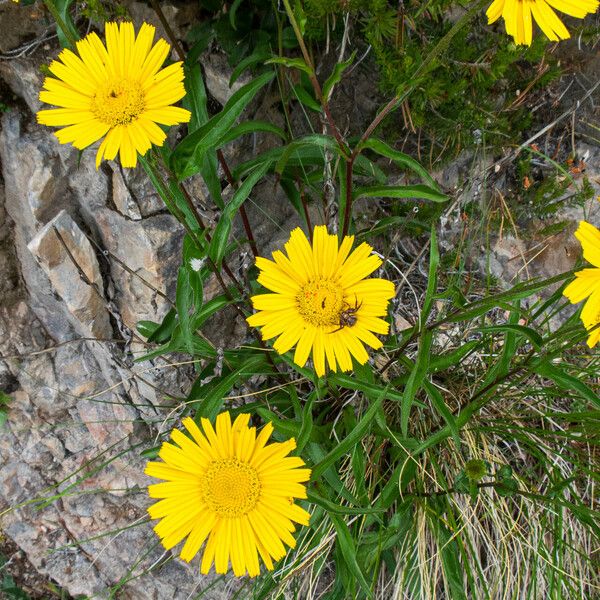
[360,137,440,189]
[171,71,275,180]
[208,161,272,266]
[354,184,447,203]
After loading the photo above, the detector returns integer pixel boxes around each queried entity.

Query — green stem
[43,0,79,49]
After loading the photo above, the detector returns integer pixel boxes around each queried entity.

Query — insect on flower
[330,296,362,334]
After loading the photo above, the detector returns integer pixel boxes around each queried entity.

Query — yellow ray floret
[486,0,599,46]
[563,221,600,348]
[247,225,396,377]
[37,21,191,168]
[145,412,311,577]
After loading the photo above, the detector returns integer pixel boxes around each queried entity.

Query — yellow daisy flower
[486,0,599,45]
[145,412,311,577]
[37,21,191,168]
[247,225,395,377]
[563,221,600,348]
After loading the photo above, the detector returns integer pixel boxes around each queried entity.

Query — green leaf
[322,51,356,102]
[184,64,210,132]
[50,0,79,49]
[190,295,231,331]
[401,330,433,438]
[171,71,275,180]
[331,373,407,404]
[184,64,223,208]
[429,341,479,372]
[297,394,314,452]
[444,271,572,323]
[435,522,468,600]
[423,380,459,448]
[145,309,177,343]
[174,266,195,355]
[532,359,600,409]
[208,161,272,266]
[217,120,287,147]
[0,390,12,428]
[311,394,384,481]
[477,324,544,350]
[292,83,322,112]
[421,226,439,321]
[354,184,447,203]
[308,491,384,516]
[229,48,271,86]
[228,0,243,30]
[189,355,268,419]
[329,514,373,599]
[360,138,439,189]
[266,56,313,75]
[275,134,348,174]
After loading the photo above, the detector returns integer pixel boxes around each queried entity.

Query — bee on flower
[247,226,395,377]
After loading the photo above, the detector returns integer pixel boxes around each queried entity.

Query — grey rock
[0,58,44,114]
[27,210,113,339]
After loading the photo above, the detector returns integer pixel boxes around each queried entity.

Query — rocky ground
[0,2,598,599]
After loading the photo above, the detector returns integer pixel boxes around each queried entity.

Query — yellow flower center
[201,458,261,518]
[297,280,344,327]
[91,79,145,127]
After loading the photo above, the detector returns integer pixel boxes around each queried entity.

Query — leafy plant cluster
[187,0,562,161]
[5,1,599,598]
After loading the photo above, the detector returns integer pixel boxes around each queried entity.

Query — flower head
[563,221,600,347]
[145,412,311,577]
[37,21,191,168]
[247,226,395,377]
[486,0,599,45]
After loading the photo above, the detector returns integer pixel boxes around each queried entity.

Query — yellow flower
[37,21,191,168]
[563,221,600,348]
[247,225,395,377]
[145,412,311,577]
[486,0,599,45]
